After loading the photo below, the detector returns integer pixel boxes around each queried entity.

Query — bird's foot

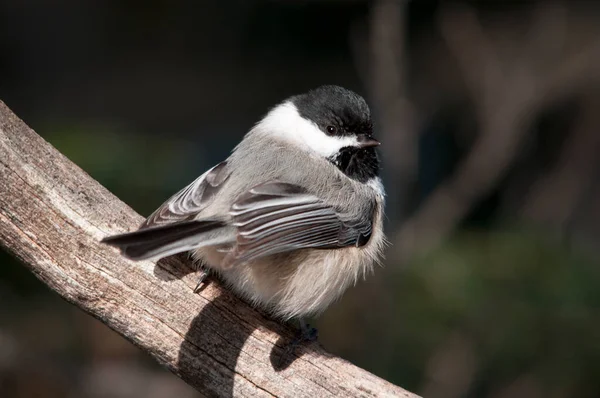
[193,265,211,293]
[298,319,319,343]
[278,319,318,366]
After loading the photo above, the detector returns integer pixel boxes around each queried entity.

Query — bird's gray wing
[225,181,373,266]
[141,161,231,228]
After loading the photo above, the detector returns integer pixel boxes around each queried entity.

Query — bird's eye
[326,126,337,135]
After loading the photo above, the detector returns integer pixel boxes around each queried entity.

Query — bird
[101,85,386,338]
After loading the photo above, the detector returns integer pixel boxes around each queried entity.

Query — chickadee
[102,85,386,326]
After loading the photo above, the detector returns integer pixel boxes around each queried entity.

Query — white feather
[254,101,358,158]
[366,177,386,198]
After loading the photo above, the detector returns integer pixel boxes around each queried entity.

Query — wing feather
[141,161,230,228]
[225,181,373,266]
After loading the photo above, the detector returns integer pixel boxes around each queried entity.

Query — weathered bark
[0,100,418,398]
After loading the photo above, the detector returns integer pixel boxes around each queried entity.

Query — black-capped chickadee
[102,85,386,326]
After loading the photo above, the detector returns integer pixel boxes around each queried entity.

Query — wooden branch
[0,100,418,398]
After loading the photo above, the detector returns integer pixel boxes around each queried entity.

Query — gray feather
[141,161,230,228]
[224,181,374,266]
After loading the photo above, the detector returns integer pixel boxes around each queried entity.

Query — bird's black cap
[291,85,373,138]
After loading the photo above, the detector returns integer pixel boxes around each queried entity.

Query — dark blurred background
[1,1,600,397]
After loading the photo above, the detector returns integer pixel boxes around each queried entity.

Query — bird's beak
[356,134,381,148]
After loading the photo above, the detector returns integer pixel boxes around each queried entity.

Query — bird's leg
[279,318,318,365]
[298,318,318,342]
[193,263,211,293]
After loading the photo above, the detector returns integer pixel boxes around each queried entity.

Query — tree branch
[0,100,418,398]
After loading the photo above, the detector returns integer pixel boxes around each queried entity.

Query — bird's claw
[277,320,318,367]
[193,266,210,293]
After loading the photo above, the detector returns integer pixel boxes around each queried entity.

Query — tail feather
[101,219,231,261]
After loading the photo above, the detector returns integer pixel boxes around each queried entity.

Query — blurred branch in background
[350,0,421,224]
[367,0,419,223]
[521,92,600,233]
[391,1,600,261]
[0,101,418,398]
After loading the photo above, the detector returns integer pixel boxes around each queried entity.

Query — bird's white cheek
[257,101,358,158]
[299,131,357,158]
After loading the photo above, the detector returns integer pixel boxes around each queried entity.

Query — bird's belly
[194,233,383,320]
[263,248,375,319]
